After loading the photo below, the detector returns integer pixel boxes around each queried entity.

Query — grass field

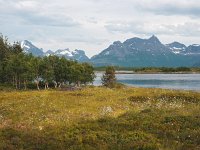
[0,87,200,150]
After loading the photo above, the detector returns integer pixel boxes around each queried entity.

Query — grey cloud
[164,23,200,36]
[146,6,200,17]
[86,17,98,24]
[21,13,80,27]
[105,21,200,37]
[1,0,200,56]
[105,21,165,35]
[60,36,108,45]
[137,0,200,17]
[0,0,80,27]
[0,12,80,28]
[105,22,144,34]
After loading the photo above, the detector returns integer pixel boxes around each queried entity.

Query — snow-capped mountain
[166,42,200,55]
[21,40,44,56]
[185,44,200,55]
[91,35,175,67]
[20,37,200,67]
[90,35,200,67]
[54,49,73,57]
[166,42,187,54]
[71,49,90,62]
[48,49,89,62]
[20,40,89,62]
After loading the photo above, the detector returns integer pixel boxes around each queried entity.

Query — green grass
[0,87,200,149]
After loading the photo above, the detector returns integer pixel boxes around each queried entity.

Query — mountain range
[91,35,200,67]
[20,36,200,67]
[20,40,89,62]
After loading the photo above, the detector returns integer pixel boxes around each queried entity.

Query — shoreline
[95,71,200,74]
[116,72,200,74]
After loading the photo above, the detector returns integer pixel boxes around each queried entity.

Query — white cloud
[0,0,200,57]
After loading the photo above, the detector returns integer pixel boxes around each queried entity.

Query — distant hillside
[90,35,200,67]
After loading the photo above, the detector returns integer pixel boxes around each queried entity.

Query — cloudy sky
[0,0,200,57]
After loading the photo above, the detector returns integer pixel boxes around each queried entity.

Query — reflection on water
[94,73,200,91]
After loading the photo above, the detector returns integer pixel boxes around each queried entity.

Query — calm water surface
[94,72,200,91]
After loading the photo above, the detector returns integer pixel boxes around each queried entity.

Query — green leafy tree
[40,57,54,89]
[0,34,11,83]
[6,53,29,89]
[81,63,96,85]
[12,42,23,54]
[0,34,11,61]
[21,54,35,90]
[69,63,83,86]
[29,57,42,90]
[101,66,116,88]
[0,34,96,90]
[49,56,69,88]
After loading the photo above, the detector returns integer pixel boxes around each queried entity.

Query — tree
[40,57,54,89]
[0,34,96,90]
[12,42,23,54]
[48,56,70,88]
[6,53,29,89]
[101,66,116,88]
[69,63,83,87]
[0,34,11,83]
[0,34,11,61]
[81,63,96,85]
[29,57,42,90]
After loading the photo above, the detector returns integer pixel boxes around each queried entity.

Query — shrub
[101,66,116,88]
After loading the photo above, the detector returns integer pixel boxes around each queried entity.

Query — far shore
[116,71,200,74]
[95,71,200,74]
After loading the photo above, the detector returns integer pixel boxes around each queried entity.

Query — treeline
[133,67,199,73]
[94,66,134,71]
[0,34,95,90]
[95,66,200,73]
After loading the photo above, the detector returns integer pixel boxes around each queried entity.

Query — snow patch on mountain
[166,42,187,54]
[20,40,44,56]
[20,40,89,62]
[55,49,74,57]
[104,51,110,55]
[192,44,200,47]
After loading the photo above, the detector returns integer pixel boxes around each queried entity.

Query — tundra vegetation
[0,87,200,149]
[0,34,95,90]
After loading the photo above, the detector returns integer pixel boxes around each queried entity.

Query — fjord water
[94,72,200,91]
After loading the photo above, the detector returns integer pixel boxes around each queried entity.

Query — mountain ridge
[20,40,89,62]
[90,35,200,67]
[20,36,200,67]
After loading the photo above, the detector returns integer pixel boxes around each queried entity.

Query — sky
[0,0,200,57]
